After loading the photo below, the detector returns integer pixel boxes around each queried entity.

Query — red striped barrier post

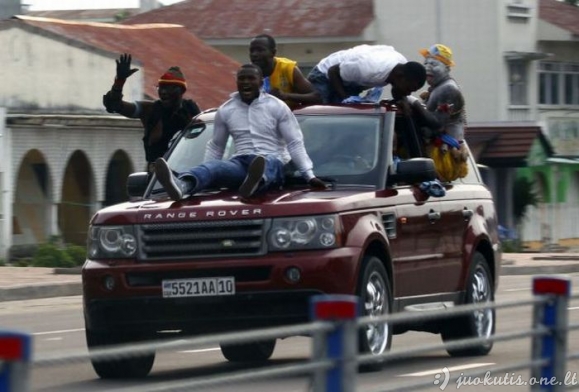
[310,295,359,392]
[531,276,570,392]
[0,330,31,392]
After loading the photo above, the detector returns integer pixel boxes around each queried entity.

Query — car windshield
[152,114,385,194]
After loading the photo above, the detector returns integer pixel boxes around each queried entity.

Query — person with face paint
[102,53,201,173]
[398,44,468,182]
[154,64,327,201]
[419,44,466,141]
[249,34,321,109]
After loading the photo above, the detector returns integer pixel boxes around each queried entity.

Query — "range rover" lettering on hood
[143,208,263,220]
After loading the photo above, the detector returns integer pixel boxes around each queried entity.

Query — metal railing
[0,276,576,392]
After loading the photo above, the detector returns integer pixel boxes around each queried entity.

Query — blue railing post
[0,330,32,392]
[531,276,570,392]
[310,295,359,392]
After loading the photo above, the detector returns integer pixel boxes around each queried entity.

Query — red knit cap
[158,66,187,91]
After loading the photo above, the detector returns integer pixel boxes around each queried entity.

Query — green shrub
[32,243,74,268]
[501,239,521,253]
[65,244,87,267]
[0,259,5,266]
[13,258,32,267]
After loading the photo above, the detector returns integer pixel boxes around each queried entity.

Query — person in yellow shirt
[249,34,321,109]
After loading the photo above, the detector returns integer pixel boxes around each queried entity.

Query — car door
[437,153,488,292]
[388,186,445,298]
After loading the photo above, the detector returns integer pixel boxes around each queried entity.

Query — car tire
[86,329,155,379]
[356,255,392,371]
[220,339,276,363]
[441,251,495,356]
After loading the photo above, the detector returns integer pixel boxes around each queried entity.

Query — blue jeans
[307,67,366,104]
[177,154,286,194]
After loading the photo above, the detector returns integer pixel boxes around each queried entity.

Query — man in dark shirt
[103,54,201,173]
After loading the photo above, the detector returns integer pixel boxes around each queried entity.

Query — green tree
[563,0,578,6]
[513,176,541,226]
[510,176,541,251]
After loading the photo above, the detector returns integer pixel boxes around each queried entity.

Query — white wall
[373,0,542,123]
[0,0,21,19]
[0,26,144,112]
[0,108,10,260]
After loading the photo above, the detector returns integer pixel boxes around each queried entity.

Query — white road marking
[44,337,63,341]
[33,328,85,336]
[399,363,495,377]
[179,348,220,354]
[503,288,529,292]
[568,306,579,310]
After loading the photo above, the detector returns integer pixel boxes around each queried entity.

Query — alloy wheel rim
[471,265,493,338]
[364,271,389,354]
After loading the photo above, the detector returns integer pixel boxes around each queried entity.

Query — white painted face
[424,57,450,87]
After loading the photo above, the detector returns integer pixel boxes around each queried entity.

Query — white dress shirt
[316,45,407,87]
[204,91,315,180]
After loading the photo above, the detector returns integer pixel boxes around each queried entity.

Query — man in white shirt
[307,44,426,104]
[155,63,327,201]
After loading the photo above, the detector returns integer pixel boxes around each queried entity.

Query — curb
[0,282,82,302]
[501,264,579,276]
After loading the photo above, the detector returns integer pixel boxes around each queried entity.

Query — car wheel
[220,339,276,362]
[86,329,155,379]
[441,251,495,356]
[356,255,392,370]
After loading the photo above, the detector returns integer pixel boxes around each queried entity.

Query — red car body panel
[82,104,501,336]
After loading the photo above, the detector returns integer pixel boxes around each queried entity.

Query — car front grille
[138,219,268,261]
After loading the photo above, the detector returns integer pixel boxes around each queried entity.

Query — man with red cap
[103,53,201,173]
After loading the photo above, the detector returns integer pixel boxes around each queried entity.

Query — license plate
[162,277,235,298]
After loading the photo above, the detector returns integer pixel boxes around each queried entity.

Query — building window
[509,60,528,105]
[564,64,579,105]
[539,61,579,106]
[506,2,531,20]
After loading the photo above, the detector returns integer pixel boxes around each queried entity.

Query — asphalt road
[1,274,578,391]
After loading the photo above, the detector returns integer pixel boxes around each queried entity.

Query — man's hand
[116,53,139,80]
[103,90,123,113]
[308,177,328,190]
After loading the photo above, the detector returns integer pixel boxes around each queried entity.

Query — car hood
[90,186,400,225]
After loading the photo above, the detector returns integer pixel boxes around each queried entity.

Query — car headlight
[268,215,340,251]
[88,225,137,259]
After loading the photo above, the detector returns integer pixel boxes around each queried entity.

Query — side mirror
[127,172,150,198]
[388,158,437,185]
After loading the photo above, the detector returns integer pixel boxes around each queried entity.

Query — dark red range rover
[82,102,501,378]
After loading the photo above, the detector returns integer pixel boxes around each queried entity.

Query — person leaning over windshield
[249,34,321,109]
[102,53,201,173]
[307,44,426,104]
[154,63,327,201]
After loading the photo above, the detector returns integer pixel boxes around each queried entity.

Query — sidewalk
[1,253,578,302]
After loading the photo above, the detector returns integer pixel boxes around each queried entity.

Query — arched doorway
[59,151,95,245]
[13,149,53,246]
[104,150,134,207]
